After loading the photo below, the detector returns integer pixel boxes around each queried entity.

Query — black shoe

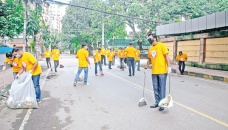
[128,74,131,76]
[150,104,158,108]
[159,107,164,111]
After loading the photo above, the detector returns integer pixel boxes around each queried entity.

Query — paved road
[0,54,228,130]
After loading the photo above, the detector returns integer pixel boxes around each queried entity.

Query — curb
[171,69,228,83]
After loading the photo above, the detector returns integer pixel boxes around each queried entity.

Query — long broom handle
[143,69,146,97]
[169,74,171,94]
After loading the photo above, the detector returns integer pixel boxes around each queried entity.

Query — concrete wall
[205,37,228,64]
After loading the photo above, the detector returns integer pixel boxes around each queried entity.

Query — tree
[0,0,24,38]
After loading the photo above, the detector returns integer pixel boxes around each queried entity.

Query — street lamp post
[23,0,28,52]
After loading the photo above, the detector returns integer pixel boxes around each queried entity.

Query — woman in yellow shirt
[2,52,21,79]
[93,48,104,76]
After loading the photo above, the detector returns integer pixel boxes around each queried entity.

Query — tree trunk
[137,41,143,50]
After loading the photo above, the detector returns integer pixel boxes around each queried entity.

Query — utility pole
[102,21,104,48]
[23,0,28,52]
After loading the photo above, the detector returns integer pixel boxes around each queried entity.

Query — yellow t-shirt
[148,42,169,74]
[51,49,60,60]
[100,48,106,55]
[176,53,188,62]
[118,50,125,58]
[4,58,21,72]
[107,51,115,61]
[125,46,136,58]
[134,49,141,61]
[93,50,102,63]
[43,51,51,58]
[76,48,89,67]
[18,52,42,75]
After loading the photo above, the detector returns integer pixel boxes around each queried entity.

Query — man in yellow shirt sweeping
[12,48,42,103]
[176,51,188,75]
[51,46,60,72]
[74,44,90,86]
[145,34,171,111]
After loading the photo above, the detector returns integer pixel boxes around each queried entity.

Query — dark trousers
[46,58,51,68]
[54,60,59,72]
[127,57,135,76]
[101,55,106,65]
[179,61,185,75]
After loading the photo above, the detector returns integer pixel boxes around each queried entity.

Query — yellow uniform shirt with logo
[125,46,136,58]
[76,48,89,67]
[94,50,102,63]
[43,51,51,58]
[100,48,106,56]
[51,49,60,60]
[134,49,141,61]
[176,53,188,62]
[148,42,169,74]
[107,51,115,61]
[4,58,20,72]
[18,52,42,75]
[118,50,125,58]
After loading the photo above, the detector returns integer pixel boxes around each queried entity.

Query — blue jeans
[127,57,135,75]
[120,58,124,68]
[32,74,41,101]
[54,60,59,72]
[135,60,140,70]
[74,67,88,84]
[108,61,112,69]
[46,58,51,68]
[152,74,167,104]
[13,72,18,79]
[95,61,102,74]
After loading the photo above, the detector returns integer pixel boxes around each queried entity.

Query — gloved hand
[168,67,172,74]
[28,70,32,74]
[2,66,6,71]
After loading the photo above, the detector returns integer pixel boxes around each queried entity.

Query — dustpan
[158,74,173,108]
[139,69,147,107]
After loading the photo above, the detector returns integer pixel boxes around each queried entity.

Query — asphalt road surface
[0,54,228,130]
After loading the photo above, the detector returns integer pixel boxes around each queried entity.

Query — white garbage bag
[158,94,173,108]
[7,72,38,109]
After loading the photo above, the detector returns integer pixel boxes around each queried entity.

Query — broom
[138,69,147,107]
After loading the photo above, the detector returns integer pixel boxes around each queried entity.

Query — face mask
[15,54,21,58]
[148,38,154,44]
[84,46,88,49]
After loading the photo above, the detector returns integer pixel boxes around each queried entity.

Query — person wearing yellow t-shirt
[134,49,141,71]
[100,47,107,65]
[176,51,188,75]
[12,48,42,103]
[107,48,115,69]
[125,43,137,76]
[118,47,125,70]
[145,34,171,111]
[2,52,21,79]
[43,48,52,69]
[74,44,90,86]
[93,48,104,76]
[51,46,60,72]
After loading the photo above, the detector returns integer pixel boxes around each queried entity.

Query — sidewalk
[140,59,228,83]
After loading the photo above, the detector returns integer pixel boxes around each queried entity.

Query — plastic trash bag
[7,72,38,109]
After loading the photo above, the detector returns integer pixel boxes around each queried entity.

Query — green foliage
[30,39,35,52]
[0,0,24,38]
[27,8,42,36]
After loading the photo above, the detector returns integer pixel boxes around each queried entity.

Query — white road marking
[19,69,50,130]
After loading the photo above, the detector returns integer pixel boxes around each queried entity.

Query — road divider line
[19,69,50,130]
[106,71,228,128]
